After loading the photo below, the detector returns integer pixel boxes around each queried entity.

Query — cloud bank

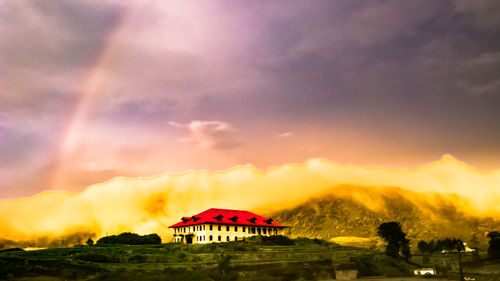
[1,155,499,248]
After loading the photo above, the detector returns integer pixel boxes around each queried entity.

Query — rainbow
[49,5,130,190]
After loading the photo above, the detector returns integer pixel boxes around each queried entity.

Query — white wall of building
[173,224,284,244]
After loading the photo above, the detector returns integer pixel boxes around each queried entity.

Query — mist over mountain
[1,156,500,249]
[272,185,500,248]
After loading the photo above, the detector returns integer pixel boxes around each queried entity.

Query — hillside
[271,185,500,248]
[0,238,408,281]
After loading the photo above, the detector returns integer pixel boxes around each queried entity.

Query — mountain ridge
[271,185,500,247]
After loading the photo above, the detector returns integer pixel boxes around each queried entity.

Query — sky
[1,0,500,199]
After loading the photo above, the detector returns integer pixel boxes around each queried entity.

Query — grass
[3,236,496,281]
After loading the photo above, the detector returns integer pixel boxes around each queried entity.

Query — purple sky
[1,0,500,198]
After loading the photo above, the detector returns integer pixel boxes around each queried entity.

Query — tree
[418,240,429,253]
[377,222,410,259]
[453,238,465,253]
[487,231,500,258]
[401,239,412,260]
[96,232,162,245]
[86,238,94,246]
[428,240,435,252]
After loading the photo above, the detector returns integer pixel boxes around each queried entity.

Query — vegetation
[0,236,401,281]
[249,234,295,245]
[487,231,500,259]
[377,222,411,260]
[1,232,499,280]
[418,238,465,253]
[96,232,161,245]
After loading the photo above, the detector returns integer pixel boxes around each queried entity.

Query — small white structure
[169,208,287,244]
[413,268,436,276]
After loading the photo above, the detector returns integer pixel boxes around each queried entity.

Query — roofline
[168,223,288,228]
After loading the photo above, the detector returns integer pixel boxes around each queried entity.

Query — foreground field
[0,237,498,281]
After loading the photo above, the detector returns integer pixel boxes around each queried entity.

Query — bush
[417,238,465,253]
[96,232,161,245]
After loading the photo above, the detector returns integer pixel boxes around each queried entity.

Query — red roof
[168,208,286,228]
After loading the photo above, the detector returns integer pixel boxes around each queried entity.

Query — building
[169,208,287,244]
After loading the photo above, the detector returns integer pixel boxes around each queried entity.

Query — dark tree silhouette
[417,240,429,253]
[377,222,410,259]
[417,238,464,253]
[86,238,94,246]
[453,238,465,252]
[487,231,500,258]
[96,232,161,245]
[401,239,412,260]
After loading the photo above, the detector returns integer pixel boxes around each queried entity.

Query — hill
[271,185,500,248]
[0,238,409,281]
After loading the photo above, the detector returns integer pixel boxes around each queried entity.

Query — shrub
[96,232,161,245]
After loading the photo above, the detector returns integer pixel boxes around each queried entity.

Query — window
[218,225,221,231]
[234,237,238,241]
[235,226,238,232]
[218,235,221,241]
[226,236,230,241]
[203,225,205,230]
[210,235,213,241]
[263,228,267,234]
[210,225,213,230]
[226,225,229,231]
[242,227,246,232]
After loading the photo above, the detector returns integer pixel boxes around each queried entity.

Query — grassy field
[0,237,498,281]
